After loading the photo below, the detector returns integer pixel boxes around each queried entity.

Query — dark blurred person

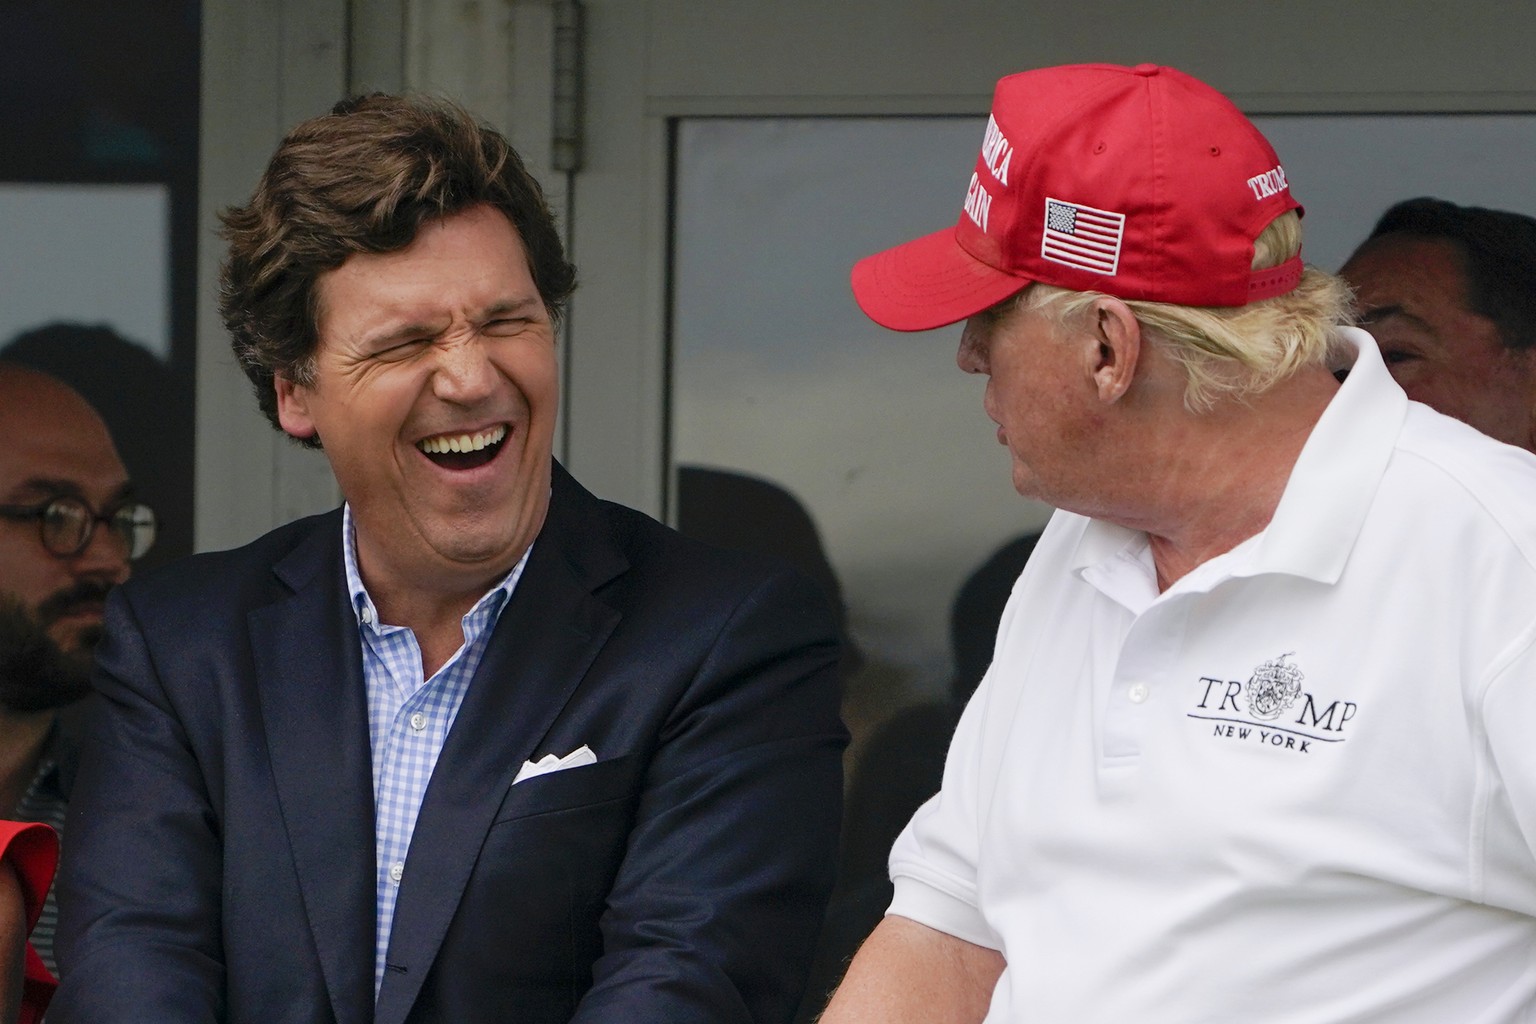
[1341,197,1536,450]
[4,323,195,569]
[0,362,151,976]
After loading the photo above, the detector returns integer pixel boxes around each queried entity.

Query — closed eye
[371,336,433,360]
[483,317,538,337]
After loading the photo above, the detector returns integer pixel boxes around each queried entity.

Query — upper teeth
[418,424,507,455]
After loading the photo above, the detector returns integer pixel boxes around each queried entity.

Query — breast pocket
[467,752,643,986]
[492,751,642,823]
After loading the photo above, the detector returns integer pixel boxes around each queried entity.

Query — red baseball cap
[851,63,1304,332]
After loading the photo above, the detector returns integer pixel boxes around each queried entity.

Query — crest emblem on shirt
[1245,653,1303,720]
[1190,653,1356,755]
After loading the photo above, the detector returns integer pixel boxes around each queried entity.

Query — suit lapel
[374,466,626,1024]
[250,515,377,1024]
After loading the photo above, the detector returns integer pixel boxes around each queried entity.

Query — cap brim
[850,226,1035,332]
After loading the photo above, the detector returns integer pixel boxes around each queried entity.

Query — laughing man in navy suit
[51,94,846,1024]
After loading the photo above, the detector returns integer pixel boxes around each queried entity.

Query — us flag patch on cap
[1041,198,1125,275]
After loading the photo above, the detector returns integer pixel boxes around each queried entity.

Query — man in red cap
[822,64,1536,1023]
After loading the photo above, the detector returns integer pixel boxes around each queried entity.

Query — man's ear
[274,373,319,441]
[1088,297,1142,404]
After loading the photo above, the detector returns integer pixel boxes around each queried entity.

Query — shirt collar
[1246,326,1406,583]
[341,503,531,631]
[1070,326,1407,589]
[30,719,74,798]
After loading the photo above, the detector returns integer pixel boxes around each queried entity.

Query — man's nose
[73,520,132,585]
[433,336,497,403]
[957,320,989,374]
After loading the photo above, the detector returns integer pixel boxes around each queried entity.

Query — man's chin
[49,619,105,656]
[0,599,96,714]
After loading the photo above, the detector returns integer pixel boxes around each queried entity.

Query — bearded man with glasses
[0,360,153,978]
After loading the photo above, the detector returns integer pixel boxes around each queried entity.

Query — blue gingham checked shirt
[341,506,530,996]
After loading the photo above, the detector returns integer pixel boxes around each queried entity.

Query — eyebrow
[479,297,544,322]
[1356,304,1432,331]
[4,477,136,506]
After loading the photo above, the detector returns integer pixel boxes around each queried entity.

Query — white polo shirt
[890,327,1536,1023]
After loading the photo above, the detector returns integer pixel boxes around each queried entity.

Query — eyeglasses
[0,496,158,561]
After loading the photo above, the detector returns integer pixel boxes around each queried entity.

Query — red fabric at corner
[1,820,58,1024]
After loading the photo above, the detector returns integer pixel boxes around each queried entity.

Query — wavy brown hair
[218,93,577,444]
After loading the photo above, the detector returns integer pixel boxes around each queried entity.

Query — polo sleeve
[1477,619,1536,915]
[886,623,1016,952]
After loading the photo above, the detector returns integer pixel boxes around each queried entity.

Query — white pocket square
[513,744,597,784]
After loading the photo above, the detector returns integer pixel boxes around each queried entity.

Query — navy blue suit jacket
[53,464,846,1023]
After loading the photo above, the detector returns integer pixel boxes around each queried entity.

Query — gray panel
[671,116,1050,709]
[642,1,1536,113]
[1254,114,1536,271]
[196,0,347,552]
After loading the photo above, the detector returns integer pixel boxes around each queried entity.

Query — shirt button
[389,861,404,883]
[409,712,427,732]
[1128,683,1150,704]
[360,606,373,625]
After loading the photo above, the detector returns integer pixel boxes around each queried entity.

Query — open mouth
[417,424,509,470]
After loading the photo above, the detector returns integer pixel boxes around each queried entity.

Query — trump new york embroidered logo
[1041,197,1125,275]
[1186,653,1361,756]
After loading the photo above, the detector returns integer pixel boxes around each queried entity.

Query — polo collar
[1247,327,1406,583]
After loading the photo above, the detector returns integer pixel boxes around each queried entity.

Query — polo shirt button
[1127,683,1149,704]
[409,712,427,731]
[389,861,404,883]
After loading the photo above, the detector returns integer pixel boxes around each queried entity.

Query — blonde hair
[1017,212,1352,411]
